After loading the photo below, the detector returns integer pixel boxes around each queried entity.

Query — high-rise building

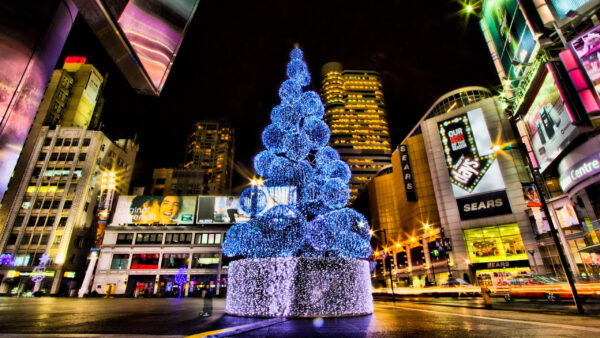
[151,168,206,195]
[320,62,392,202]
[184,120,234,195]
[40,56,105,128]
[0,126,137,295]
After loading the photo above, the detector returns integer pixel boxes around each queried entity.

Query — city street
[1,297,600,337]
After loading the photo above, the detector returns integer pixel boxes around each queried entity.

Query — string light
[223,47,373,317]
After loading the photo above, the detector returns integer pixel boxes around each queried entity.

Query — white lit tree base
[225,257,373,318]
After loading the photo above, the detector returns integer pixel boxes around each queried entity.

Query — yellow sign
[64,271,76,278]
[7,270,19,278]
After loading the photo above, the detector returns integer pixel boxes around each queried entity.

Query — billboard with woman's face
[112,196,196,224]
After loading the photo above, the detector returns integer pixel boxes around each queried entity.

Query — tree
[222,47,372,260]
[174,267,188,298]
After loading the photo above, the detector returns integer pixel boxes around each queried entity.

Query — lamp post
[498,144,584,314]
[371,228,395,302]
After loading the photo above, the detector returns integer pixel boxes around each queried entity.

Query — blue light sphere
[294,160,314,184]
[262,205,304,231]
[262,124,287,153]
[302,118,330,150]
[299,91,325,118]
[239,187,268,216]
[324,160,351,183]
[222,223,244,257]
[307,215,335,251]
[279,80,302,104]
[254,150,276,178]
[271,104,301,130]
[321,178,350,209]
[286,60,311,87]
[336,231,372,259]
[290,48,303,60]
[284,132,311,161]
[316,146,340,166]
[301,181,321,203]
[268,156,294,183]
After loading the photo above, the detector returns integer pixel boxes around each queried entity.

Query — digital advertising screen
[438,109,511,220]
[112,196,197,225]
[196,187,297,224]
[522,70,582,172]
[480,0,536,81]
[570,25,600,95]
[550,0,593,19]
[522,184,542,207]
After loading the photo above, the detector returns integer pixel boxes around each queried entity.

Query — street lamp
[372,228,395,302]
[495,144,585,313]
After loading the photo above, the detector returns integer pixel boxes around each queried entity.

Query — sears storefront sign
[438,108,512,220]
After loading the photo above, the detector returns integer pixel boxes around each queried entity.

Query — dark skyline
[58,0,498,190]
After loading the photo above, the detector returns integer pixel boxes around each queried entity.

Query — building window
[31,234,40,245]
[40,235,49,245]
[194,233,221,245]
[83,138,90,146]
[7,234,17,245]
[53,235,62,245]
[110,254,129,270]
[63,200,72,209]
[66,153,75,161]
[49,153,58,161]
[78,153,86,161]
[21,233,31,245]
[463,224,527,264]
[130,254,159,269]
[71,139,79,146]
[55,138,63,146]
[116,233,134,244]
[83,202,89,211]
[43,138,52,146]
[156,178,166,184]
[58,217,68,227]
[161,253,189,269]
[191,253,220,269]
[135,233,163,244]
[165,233,192,244]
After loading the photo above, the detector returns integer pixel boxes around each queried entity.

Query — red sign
[64,56,87,64]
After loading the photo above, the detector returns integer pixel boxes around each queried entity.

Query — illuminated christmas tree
[223,47,374,318]
[174,267,187,298]
[222,47,372,260]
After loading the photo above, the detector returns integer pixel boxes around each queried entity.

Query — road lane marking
[187,318,287,338]
[378,304,600,333]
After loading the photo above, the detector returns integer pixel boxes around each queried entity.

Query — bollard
[481,285,492,308]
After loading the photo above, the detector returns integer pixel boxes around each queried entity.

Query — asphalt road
[1,297,600,337]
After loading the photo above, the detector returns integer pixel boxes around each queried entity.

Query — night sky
[58,0,499,191]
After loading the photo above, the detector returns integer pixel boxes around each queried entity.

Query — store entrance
[127,275,155,297]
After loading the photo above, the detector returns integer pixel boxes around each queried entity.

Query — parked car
[441,278,471,287]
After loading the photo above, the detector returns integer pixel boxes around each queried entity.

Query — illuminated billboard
[112,196,197,225]
[74,0,200,95]
[570,25,600,96]
[0,2,74,203]
[480,0,536,81]
[522,69,582,172]
[438,109,511,220]
[550,0,593,19]
[196,187,297,224]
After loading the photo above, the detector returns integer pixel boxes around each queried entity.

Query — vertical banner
[399,144,417,201]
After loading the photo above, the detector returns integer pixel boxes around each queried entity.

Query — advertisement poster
[522,184,542,207]
[438,109,511,220]
[196,187,297,224]
[523,71,581,172]
[550,0,593,19]
[554,203,580,228]
[481,0,536,81]
[112,196,196,224]
[571,24,600,95]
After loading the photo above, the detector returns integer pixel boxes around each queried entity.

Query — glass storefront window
[463,224,527,263]
[161,253,189,269]
[111,254,129,269]
[130,253,159,269]
[191,252,220,269]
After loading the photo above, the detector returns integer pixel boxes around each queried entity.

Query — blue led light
[279,80,302,104]
[254,150,276,178]
[262,124,288,153]
[284,132,311,161]
[290,48,303,60]
[316,146,340,166]
[299,91,325,118]
[239,186,268,216]
[302,118,330,150]
[222,47,371,261]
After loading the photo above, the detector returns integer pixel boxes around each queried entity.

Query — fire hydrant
[481,285,492,308]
